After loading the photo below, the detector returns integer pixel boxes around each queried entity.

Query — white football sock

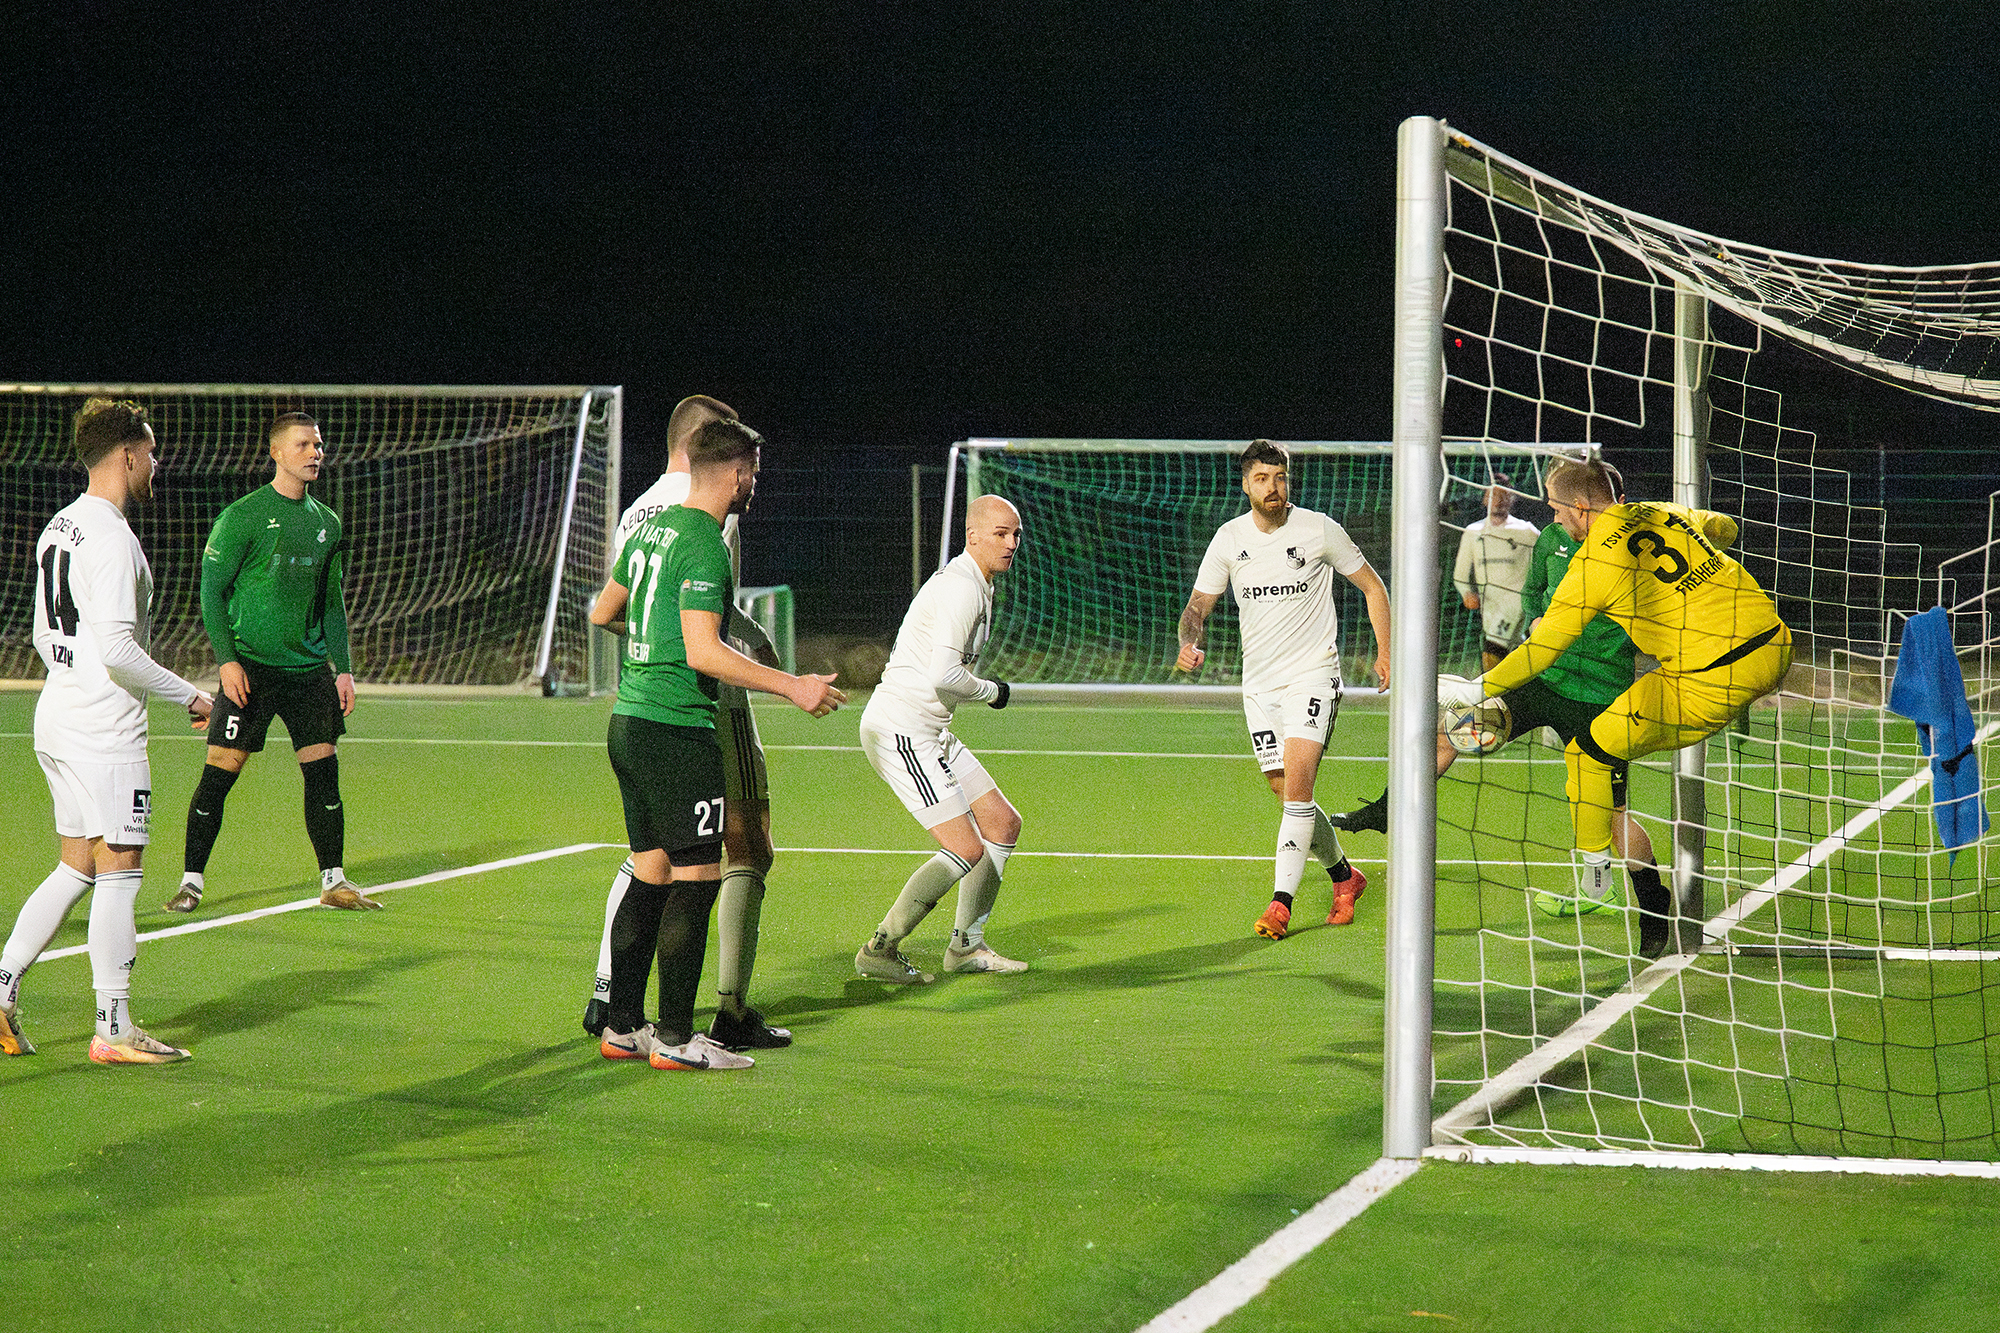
[1274,802,1317,903]
[97,994,133,1040]
[716,866,767,1007]
[89,869,143,1037]
[873,850,973,948]
[1308,805,1346,869]
[951,839,1015,951]
[1579,849,1614,901]
[594,858,635,1002]
[1,862,96,1008]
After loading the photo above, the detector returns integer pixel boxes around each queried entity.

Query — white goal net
[0,383,618,693]
[1386,120,2000,1170]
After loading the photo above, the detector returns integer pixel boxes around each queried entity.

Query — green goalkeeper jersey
[1521,521,1635,705]
[610,504,733,728]
[201,485,352,673]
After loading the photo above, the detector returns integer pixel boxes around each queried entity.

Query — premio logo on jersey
[1240,580,1311,601]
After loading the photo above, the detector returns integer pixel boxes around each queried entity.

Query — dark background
[7,3,1999,636]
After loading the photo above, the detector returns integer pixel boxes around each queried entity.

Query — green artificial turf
[1,692,1993,1332]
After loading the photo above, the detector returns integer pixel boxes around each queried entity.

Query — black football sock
[654,880,721,1046]
[183,764,241,875]
[606,877,671,1034]
[300,754,345,872]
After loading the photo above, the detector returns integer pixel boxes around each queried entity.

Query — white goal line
[1424,1144,2000,1179]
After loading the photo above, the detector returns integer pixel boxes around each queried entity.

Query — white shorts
[38,752,153,845]
[858,719,997,830]
[717,703,769,803]
[1242,670,1344,772]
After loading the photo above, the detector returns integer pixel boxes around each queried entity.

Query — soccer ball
[1439,678,1511,756]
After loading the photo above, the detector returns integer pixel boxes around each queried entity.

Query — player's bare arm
[335,672,356,717]
[588,578,630,636]
[682,609,845,717]
[1347,561,1393,689]
[1176,589,1219,672]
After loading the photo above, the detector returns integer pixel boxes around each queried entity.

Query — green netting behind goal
[0,385,616,691]
[961,441,1509,687]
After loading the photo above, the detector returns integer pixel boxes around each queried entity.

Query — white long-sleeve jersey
[862,552,1001,736]
[33,493,202,764]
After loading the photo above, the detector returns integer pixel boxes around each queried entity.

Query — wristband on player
[989,680,1010,709]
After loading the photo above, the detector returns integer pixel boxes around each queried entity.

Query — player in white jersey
[853,494,1028,983]
[582,394,793,1053]
[1453,476,1540,669]
[1175,440,1392,941]
[1,399,214,1064]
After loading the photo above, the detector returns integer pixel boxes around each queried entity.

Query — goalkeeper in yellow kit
[1440,458,1791,950]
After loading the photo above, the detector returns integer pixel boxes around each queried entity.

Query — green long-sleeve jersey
[1520,521,1635,705]
[201,484,352,673]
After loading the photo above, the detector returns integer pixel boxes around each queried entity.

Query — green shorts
[606,713,725,866]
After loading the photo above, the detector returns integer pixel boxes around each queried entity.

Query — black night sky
[6,4,1998,631]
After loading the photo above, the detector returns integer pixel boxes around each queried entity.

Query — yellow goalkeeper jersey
[1485,500,1783,692]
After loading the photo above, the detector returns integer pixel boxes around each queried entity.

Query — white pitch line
[34,843,1310,963]
[774,846,1279,861]
[37,842,623,961]
[1134,1158,1422,1332]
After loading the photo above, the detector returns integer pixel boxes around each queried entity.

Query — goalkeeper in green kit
[165,413,377,913]
[1331,461,1672,954]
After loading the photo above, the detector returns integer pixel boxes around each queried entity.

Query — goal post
[1389,115,2000,1172]
[0,382,620,694]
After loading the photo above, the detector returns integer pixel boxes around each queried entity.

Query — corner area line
[40,842,623,962]
[1134,1157,1420,1332]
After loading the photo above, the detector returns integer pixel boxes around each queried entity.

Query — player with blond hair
[1440,457,1791,952]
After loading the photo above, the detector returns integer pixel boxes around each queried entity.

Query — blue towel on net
[1887,607,1990,859]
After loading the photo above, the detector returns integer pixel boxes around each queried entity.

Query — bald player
[853,494,1030,983]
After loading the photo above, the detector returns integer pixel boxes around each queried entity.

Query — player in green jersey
[1332,461,1674,955]
[166,413,376,913]
[586,419,844,1071]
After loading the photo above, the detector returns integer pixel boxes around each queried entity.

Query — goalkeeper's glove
[989,680,1010,709]
[1437,674,1488,709]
